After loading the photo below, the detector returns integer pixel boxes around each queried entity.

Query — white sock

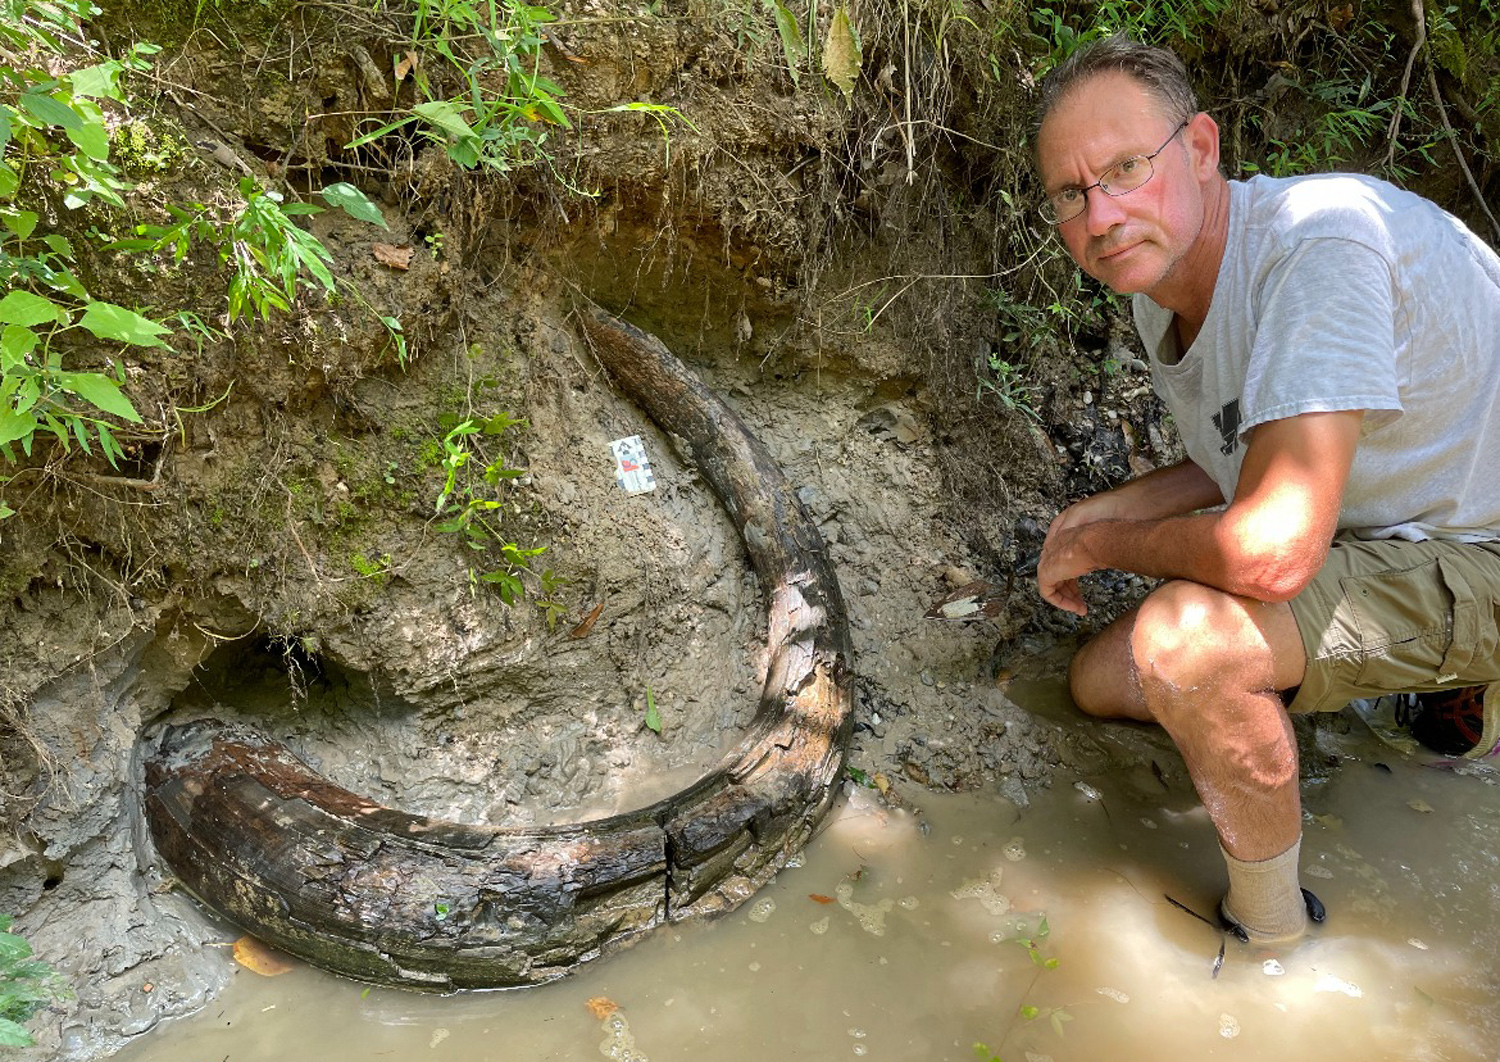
[1219,837,1307,945]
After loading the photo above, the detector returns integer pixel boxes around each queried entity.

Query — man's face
[1036,72,1206,297]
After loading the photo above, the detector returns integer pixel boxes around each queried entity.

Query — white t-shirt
[1134,173,1500,542]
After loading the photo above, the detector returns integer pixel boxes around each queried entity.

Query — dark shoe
[1218,888,1326,945]
[1396,685,1491,757]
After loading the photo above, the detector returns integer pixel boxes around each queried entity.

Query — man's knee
[1067,617,1151,721]
[1130,580,1262,695]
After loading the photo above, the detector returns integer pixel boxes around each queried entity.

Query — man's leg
[1068,579,1311,940]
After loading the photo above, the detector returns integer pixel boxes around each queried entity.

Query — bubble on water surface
[1218,1013,1240,1039]
[747,897,776,923]
[599,1011,650,1061]
[1262,959,1285,976]
[1003,837,1027,862]
[1305,865,1335,879]
[836,880,895,935]
[1095,986,1129,1003]
[810,916,831,935]
[952,869,1011,917]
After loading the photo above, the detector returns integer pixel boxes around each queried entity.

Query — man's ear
[1185,111,1222,178]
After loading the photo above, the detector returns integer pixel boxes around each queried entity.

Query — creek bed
[115,680,1500,1062]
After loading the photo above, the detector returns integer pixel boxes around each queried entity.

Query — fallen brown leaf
[585,996,619,1020]
[395,51,417,81]
[232,935,295,977]
[372,242,414,270]
[569,601,604,639]
[808,893,835,904]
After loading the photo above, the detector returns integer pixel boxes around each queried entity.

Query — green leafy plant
[110,177,387,323]
[972,1043,1004,1062]
[0,914,68,1048]
[976,355,1041,423]
[0,1,167,471]
[1,0,395,491]
[430,411,548,604]
[1008,912,1059,969]
[348,0,570,174]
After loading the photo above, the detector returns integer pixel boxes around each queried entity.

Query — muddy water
[120,682,1500,1062]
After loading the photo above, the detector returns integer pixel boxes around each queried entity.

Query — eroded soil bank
[1,1,1496,1057]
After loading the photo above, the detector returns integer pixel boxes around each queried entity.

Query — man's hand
[1034,412,1364,614]
[1037,515,1096,615]
[1037,460,1224,616]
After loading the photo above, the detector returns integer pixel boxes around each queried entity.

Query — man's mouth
[1096,240,1138,261]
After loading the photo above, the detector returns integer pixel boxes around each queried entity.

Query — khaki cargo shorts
[1286,537,1500,757]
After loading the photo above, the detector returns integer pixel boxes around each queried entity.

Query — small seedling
[644,686,661,734]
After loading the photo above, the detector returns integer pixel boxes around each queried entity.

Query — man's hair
[1035,35,1199,132]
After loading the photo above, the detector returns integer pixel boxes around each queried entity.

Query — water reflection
[118,685,1500,1062]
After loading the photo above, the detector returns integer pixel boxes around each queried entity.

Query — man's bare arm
[1038,410,1363,615]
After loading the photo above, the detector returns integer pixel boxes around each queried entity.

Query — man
[1031,35,1500,946]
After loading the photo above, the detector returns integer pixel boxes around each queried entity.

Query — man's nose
[1082,187,1127,235]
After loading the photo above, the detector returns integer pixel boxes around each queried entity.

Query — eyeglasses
[1039,119,1190,225]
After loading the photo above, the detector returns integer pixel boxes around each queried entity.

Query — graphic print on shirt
[1212,398,1242,456]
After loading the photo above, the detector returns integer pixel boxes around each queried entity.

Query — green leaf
[320,182,389,230]
[1,325,38,370]
[96,420,122,468]
[0,406,37,448]
[412,100,478,141]
[0,1016,34,1048]
[53,371,142,422]
[76,302,171,347]
[770,0,807,85]
[447,137,481,169]
[70,413,92,453]
[45,270,87,300]
[0,163,17,199]
[0,291,67,327]
[20,92,81,130]
[644,686,661,733]
[532,97,571,129]
[2,211,38,239]
[66,119,110,161]
[822,4,862,99]
[67,60,125,101]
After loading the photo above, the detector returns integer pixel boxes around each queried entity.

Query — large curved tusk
[142,308,854,989]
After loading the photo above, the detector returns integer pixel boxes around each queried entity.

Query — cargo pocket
[1342,558,1455,692]
[1434,552,1500,685]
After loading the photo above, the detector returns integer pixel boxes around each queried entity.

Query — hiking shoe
[1395,685,1495,757]
[1219,888,1327,946]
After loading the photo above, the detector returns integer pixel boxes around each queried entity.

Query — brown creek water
[116,680,1500,1062]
